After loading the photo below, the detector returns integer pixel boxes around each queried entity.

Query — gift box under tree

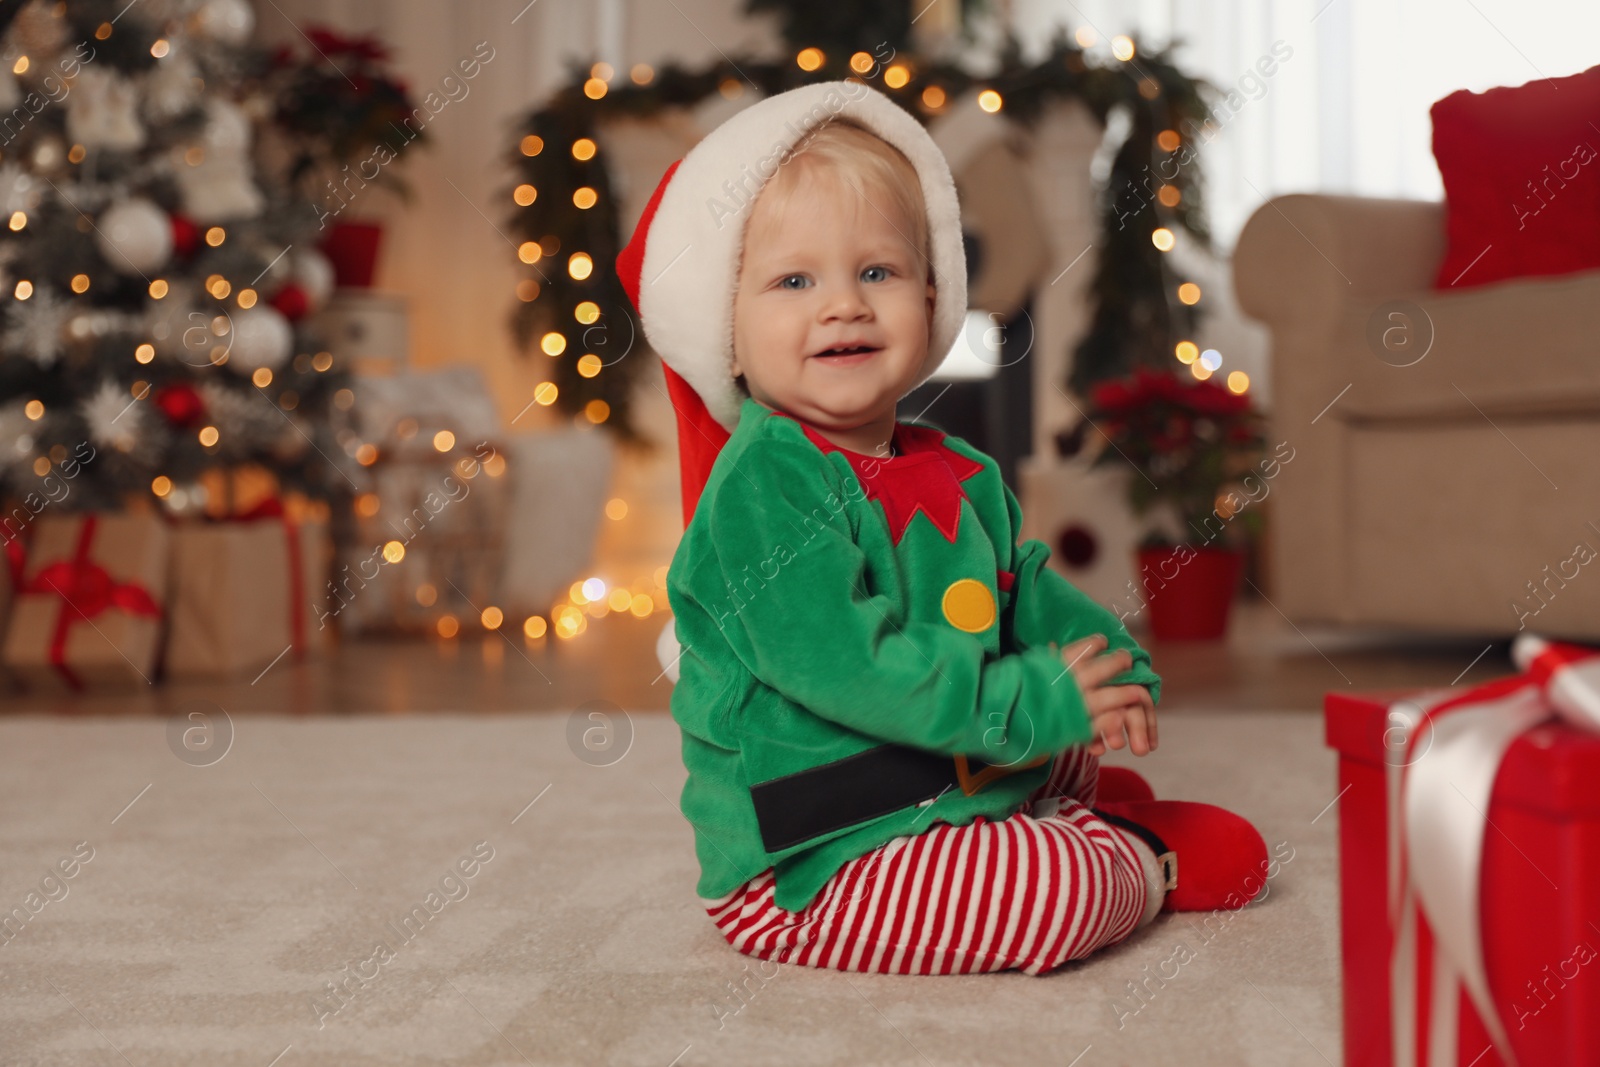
[2,512,166,689]
[164,499,331,678]
[1325,636,1600,1066]
[0,522,26,649]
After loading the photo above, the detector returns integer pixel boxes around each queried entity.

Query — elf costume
[615,81,1267,976]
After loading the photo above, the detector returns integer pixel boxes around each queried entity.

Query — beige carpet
[0,710,1343,1066]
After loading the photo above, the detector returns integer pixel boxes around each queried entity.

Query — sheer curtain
[1011,0,1600,249]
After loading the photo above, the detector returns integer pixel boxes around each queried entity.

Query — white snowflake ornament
[82,380,145,453]
[0,162,39,216]
[5,285,71,366]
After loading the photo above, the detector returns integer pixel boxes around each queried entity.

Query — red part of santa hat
[616,159,731,527]
[614,81,968,528]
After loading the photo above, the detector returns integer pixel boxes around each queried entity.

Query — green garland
[742,0,989,59]
[505,29,1213,443]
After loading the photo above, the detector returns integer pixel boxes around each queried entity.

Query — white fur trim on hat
[636,81,968,433]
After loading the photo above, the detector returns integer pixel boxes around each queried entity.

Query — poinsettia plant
[1056,367,1268,550]
[268,26,426,200]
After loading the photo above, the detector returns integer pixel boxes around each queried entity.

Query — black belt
[749,743,1051,853]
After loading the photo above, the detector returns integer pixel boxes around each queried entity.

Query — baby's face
[731,166,936,436]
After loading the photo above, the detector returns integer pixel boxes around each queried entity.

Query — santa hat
[615,80,967,527]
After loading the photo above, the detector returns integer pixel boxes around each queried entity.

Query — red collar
[776,412,984,545]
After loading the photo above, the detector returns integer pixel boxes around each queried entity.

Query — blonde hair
[732,118,932,395]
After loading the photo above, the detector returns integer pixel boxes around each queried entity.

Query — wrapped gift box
[2,512,166,688]
[164,516,330,677]
[1,524,26,647]
[1325,686,1600,1067]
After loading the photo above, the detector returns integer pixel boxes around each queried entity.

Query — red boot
[1095,800,1269,912]
[1096,766,1155,803]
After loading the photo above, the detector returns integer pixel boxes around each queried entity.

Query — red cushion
[1430,65,1600,289]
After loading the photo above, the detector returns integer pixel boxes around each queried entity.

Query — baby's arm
[998,481,1162,709]
[698,439,1095,763]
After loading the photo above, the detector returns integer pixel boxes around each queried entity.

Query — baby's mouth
[812,344,882,360]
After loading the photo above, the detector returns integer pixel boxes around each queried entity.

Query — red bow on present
[21,514,161,690]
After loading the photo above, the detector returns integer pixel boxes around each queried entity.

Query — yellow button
[942,578,996,633]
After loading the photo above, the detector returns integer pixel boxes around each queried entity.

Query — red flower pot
[319,220,384,288]
[1136,545,1244,641]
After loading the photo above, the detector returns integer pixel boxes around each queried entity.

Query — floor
[4,595,1518,718]
[2,708,1341,1066]
[0,596,1518,1065]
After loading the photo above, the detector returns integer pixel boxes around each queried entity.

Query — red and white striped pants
[701,746,1150,976]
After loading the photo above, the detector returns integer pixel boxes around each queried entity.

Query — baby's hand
[1056,634,1158,757]
[1087,687,1157,757]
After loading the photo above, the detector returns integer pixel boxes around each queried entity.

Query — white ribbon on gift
[1518,633,1600,731]
[1384,632,1600,1067]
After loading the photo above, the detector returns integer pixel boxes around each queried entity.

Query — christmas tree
[0,0,352,529]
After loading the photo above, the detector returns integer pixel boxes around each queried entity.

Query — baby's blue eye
[862,265,891,282]
[778,274,809,290]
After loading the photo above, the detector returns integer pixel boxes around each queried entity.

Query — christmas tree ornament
[0,162,38,217]
[176,99,264,222]
[82,380,146,453]
[169,212,200,258]
[95,198,174,275]
[223,304,293,373]
[269,282,309,321]
[154,382,206,428]
[291,248,335,310]
[191,0,255,44]
[4,284,70,367]
[0,400,32,469]
[140,43,202,121]
[251,241,295,291]
[66,68,147,151]
[198,378,286,451]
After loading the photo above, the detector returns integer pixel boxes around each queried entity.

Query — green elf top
[615,82,1160,913]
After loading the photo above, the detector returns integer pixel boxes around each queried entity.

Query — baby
[616,81,1266,977]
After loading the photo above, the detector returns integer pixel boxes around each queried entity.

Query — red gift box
[1325,648,1600,1067]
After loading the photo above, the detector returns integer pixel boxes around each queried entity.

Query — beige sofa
[1233,195,1600,641]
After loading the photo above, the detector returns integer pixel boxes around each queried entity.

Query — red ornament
[270,283,310,321]
[154,382,206,428]
[170,213,200,258]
